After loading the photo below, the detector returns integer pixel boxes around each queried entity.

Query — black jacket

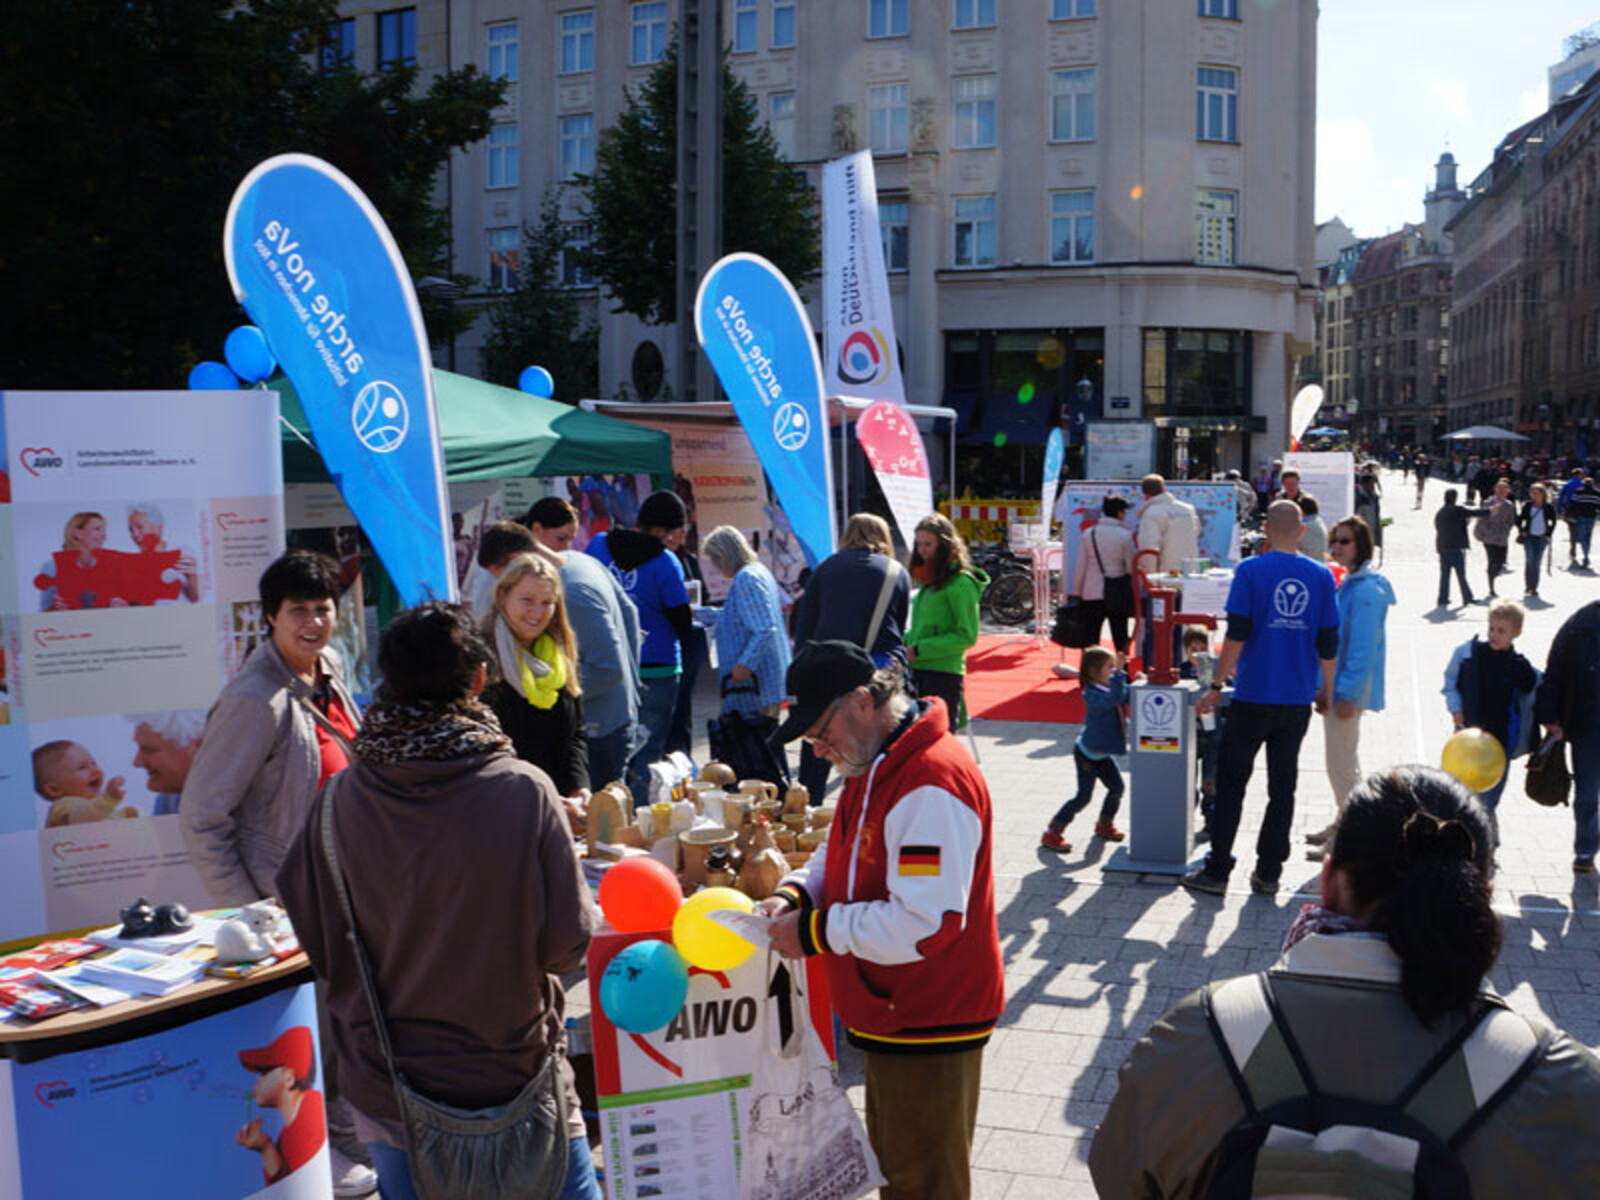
[1536,601,1600,737]
[485,680,590,796]
[1434,503,1481,553]
[1568,486,1600,522]
[1519,501,1557,538]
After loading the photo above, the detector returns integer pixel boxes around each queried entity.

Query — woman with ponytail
[1090,765,1600,1198]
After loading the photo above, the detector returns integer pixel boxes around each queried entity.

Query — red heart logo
[52,842,74,861]
[34,1080,69,1107]
[33,628,55,649]
[19,448,55,476]
[215,511,237,532]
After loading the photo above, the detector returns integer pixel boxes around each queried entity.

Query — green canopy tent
[269,368,671,482]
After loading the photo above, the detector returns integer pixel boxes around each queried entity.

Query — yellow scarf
[515,633,566,710]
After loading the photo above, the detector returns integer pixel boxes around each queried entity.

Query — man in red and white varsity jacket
[764,640,1004,1200]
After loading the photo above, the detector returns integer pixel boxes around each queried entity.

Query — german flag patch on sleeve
[898,845,942,876]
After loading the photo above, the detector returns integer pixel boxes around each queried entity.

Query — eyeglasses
[802,694,851,749]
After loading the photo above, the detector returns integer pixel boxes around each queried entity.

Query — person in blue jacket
[1306,515,1395,860]
[1041,646,1128,853]
[1443,598,1538,817]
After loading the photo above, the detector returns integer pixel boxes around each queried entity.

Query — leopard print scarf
[354,697,513,764]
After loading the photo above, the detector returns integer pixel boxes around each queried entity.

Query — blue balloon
[188,360,239,391]
[224,325,277,383]
[599,939,689,1034]
[519,365,555,398]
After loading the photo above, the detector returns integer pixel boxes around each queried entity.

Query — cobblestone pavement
[576,470,1600,1197]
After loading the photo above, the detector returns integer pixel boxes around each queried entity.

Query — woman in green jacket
[906,513,988,724]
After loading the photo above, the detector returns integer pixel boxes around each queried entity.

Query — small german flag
[898,845,942,876]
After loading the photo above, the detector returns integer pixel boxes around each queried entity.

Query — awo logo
[34,627,92,650]
[215,511,270,533]
[35,1080,76,1108]
[52,841,109,862]
[19,446,66,476]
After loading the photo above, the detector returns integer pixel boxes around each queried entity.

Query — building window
[771,0,796,48]
[870,0,909,37]
[560,114,594,180]
[733,0,758,52]
[952,76,996,149]
[560,10,594,74]
[1050,190,1094,263]
[952,195,996,268]
[1199,0,1238,17]
[561,223,594,287]
[631,2,667,65]
[487,228,520,290]
[1195,189,1236,264]
[1143,328,1251,415]
[487,124,519,189]
[1050,68,1096,142]
[322,18,356,71]
[953,0,996,29]
[880,197,909,272]
[487,21,518,82]
[377,8,416,70]
[1197,67,1238,142]
[869,84,910,154]
[1052,0,1095,16]
[770,92,796,160]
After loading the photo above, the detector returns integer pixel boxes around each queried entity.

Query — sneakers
[1040,829,1071,853]
[1194,826,1212,845]
[1094,820,1126,842]
[1181,866,1228,895]
[1248,870,1280,896]
[1576,858,1598,875]
[330,1146,379,1198]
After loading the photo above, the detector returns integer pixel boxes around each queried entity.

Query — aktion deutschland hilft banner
[822,151,906,406]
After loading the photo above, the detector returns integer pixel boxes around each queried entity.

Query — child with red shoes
[1042,645,1128,852]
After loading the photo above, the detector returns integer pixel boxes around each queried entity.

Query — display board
[0,981,327,1198]
[1282,451,1355,528]
[1084,421,1156,481]
[588,931,833,1200]
[0,391,284,943]
[1056,482,1238,584]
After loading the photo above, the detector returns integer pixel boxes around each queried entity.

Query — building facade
[328,0,1317,485]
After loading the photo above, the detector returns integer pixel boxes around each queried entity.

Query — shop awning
[270,370,673,483]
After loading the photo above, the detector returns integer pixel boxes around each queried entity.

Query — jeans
[1202,700,1313,883]
[587,722,637,793]
[1048,746,1124,829]
[1523,535,1549,593]
[1437,549,1473,606]
[1572,734,1600,862]
[1485,543,1508,593]
[628,674,681,801]
[1578,518,1595,565]
[367,1135,601,1200]
[667,626,708,755]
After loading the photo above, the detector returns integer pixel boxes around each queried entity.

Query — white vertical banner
[822,152,905,404]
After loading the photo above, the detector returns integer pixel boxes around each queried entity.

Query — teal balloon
[188,360,239,391]
[600,939,689,1033]
[224,325,277,383]
[519,365,555,398]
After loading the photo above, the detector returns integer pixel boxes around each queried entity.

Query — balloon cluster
[595,858,757,1034]
[188,325,278,391]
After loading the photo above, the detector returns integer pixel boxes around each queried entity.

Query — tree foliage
[578,37,820,326]
[478,192,599,401]
[0,0,504,389]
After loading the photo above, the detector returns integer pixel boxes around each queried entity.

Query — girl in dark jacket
[1517,482,1556,597]
[483,553,590,799]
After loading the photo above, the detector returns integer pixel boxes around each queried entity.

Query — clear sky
[1317,1,1600,237]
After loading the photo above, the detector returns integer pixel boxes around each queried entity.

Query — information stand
[1103,680,1203,876]
[0,957,326,1198]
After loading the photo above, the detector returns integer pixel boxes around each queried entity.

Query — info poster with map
[0,390,283,942]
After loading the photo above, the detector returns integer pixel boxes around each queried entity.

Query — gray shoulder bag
[319,777,569,1200]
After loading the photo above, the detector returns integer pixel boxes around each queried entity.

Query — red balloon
[598,857,683,933]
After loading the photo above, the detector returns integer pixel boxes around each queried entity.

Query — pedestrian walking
[1473,478,1517,598]
[1040,645,1128,853]
[1565,477,1600,569]
[1434,488,1484,609]
[1537,599,1600,874]
[1414,452,1431,507]
[1517,483,1556,597]
[1353,473,1383,564]
[1183,502,1339,896]
[1297,494,1328,561]
[1443,599,1537,818]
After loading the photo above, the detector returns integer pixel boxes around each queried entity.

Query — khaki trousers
[1323,708,1366,815]
[863,1048,983,1200]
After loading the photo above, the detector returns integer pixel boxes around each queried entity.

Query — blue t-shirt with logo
[1225,551,1338,705]
[587,533,688,671]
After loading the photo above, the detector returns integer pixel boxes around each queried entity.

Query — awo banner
[857,401,932,548]
[694,253,837,567]
[822,152,905,404]
[223,153,455,605]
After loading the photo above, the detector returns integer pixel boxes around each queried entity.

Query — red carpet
[964,634,1088,724]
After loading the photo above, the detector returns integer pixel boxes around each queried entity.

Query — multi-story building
[326,1,1317,485]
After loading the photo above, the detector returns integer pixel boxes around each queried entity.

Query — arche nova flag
[223,153,455,605]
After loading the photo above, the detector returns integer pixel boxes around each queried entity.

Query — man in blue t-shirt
[1183,501,1338,896]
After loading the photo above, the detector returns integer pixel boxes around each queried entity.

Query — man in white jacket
[1134,474,1201,572]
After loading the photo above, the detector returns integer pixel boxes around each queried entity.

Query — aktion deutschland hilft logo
[837,328,891,387]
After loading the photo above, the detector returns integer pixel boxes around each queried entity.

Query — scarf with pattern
[354,698,512,764]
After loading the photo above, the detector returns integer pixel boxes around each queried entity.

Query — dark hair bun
[1397,811,1475,872]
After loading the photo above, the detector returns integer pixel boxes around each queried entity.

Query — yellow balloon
[672,886,757,971]
[1441,728,1507,794]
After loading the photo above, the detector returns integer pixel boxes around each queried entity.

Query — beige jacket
[180,641,359,906]
[1135,492,1201,572]
[1089,934,1600,1199]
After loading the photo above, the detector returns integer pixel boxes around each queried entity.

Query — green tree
[479,193,600,400]
[0,0,504,389]
[579,37,820,326]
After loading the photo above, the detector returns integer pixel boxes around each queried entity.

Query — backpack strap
[1397,997,1549,1148]
[1204,974,1318,1116]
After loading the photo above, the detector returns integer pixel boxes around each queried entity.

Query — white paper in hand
[705,907,773,949]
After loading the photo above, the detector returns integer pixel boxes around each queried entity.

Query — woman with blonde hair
[482,552,590,799]
[905,513,987,721]
[38,511,119,610]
